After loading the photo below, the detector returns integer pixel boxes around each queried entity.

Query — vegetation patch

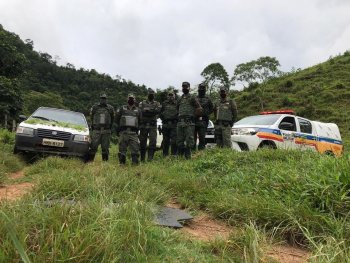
[24,118,87,131]
[0,129,26,184]
[1,142,350,261]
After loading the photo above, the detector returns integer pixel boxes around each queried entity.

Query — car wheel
[13,145,19,154]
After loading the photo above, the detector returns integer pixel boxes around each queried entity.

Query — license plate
[206,143,216,149]
[42,138,64,147]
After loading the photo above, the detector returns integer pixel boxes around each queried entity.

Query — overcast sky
[1,0,350,90]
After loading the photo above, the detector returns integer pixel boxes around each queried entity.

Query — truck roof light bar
[260,110,295,115]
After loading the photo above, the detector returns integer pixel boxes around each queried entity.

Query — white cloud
[1,0,350,90]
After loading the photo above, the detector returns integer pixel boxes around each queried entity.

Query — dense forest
[1,24,349,146]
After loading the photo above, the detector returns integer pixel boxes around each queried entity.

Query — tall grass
[0,129,26,183]
[1,139,350,261]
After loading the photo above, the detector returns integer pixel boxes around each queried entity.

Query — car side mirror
[19,115,27,120]
[279,122,294,130]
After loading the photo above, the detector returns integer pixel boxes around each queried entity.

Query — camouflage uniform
[139,88,161,162]
[194,83,213,150]
[214,87,238,148]
[160,90,178,156]
[115,93,141,165]
[176,82,202,159]
[87,93,115,161]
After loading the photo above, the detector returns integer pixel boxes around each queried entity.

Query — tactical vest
[178,95,195,117]
[140,100,159,122]
[92,105,113,128]
[120,105,139,128]
[162,101,177,120]
[215,99,233,122]
[197,97,210,116]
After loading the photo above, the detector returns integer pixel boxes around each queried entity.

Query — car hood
[232,124,273,129]
[19,122,89,135]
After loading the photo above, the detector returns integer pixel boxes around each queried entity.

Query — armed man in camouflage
[193,83,213,150]
[214,87,238,148]
[115,93,141,165]
[159,90,178,156]
[139,88,161,162]
[176,82,202,159]
[86,93,115,162]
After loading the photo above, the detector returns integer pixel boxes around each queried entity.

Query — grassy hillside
[1,130,350,262]
[232,52,350,149]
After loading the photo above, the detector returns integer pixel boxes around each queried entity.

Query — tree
[231,56,281,111]
[0,77,24,126]
[200,63,230,96]
[0,28,29,128]
[24,91,67,114]
[0,41,29,78]
[231,56,281,88]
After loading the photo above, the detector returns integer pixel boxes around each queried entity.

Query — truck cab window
[298,118,312,134]
[278,116,296,131]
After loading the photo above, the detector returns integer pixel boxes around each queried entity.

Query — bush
[241,92,250,101]
[282,96,294,106]
[285,80,293,88]
[332,81,346,89]
[0,129,15,145]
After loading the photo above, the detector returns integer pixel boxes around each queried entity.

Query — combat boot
[140,149,146,162]
[118,153,126,165]
[102,154,109,161]
[85,153,95,163]
[171,145,177,156]
[163,146,169,157]
[177,148,185,157]
[185,148,191,160]
[198,144,205,151]
[132,154,139,165]
[148,149,154,161]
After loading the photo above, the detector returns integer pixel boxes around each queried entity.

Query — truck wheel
[324,151,334,157]
[258,141,276,150]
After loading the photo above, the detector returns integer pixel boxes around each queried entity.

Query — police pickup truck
[231,110,343,156]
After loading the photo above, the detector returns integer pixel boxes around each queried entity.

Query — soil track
[167,199,309,262]
[0,170,34,201]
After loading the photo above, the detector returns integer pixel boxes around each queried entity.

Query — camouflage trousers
[176,122,195,148]
[89,129,111,155]
[139,127,157,150]
[119,131,140,156]
[214,124,232,148]
[194,120,208,150]
[162,121,177,149]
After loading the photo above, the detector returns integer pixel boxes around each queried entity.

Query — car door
[295,118,317,151]
[278,116,297,150]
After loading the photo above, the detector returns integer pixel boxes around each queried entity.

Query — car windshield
[31,108,87,127]
[235,115,281,126]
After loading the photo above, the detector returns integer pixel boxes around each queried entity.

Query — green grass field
[1,130,350,262]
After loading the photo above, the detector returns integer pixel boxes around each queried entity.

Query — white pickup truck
[230,110,343,157]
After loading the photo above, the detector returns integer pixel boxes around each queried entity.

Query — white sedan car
[151,119,215,150]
